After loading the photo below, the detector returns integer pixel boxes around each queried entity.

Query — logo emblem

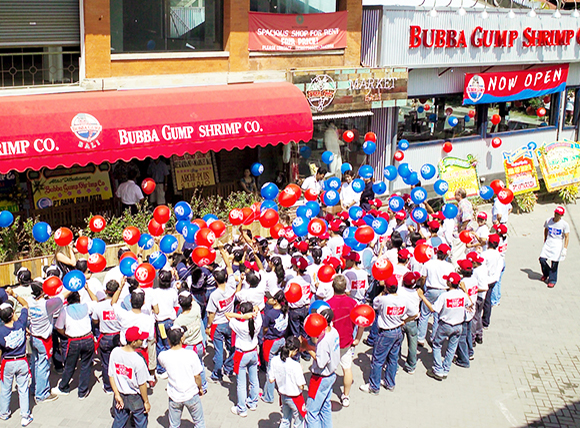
[466,75,485,103]
[306,75,337,112]
[70,113,102,149]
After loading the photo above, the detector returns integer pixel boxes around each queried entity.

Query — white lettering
[524,73,533,87]
[499,76,507,91]
[488,76,497,91]
[554,67,562,82]
[508,76,518,91]
[534,71,543,86]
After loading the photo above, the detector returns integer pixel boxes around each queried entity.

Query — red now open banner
[248,11,347,52]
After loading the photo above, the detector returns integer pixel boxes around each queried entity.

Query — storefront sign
[248,12,347,52]
[503,142,540,195]
[290,68,408,113]
[463,64,568,105]
[535,141,580,192]
[171,153,216,191]
[438,155,480,201]
[31,169,113,208]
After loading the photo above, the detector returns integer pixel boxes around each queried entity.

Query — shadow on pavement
[520,268,543,281]
[524,399,580,427]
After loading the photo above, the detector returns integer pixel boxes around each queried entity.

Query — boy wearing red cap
[454,260,478,368]
[286,257,313,361]
[466,252,488,345]
[393,249,411,287]
[327,221,345,259]
[539,206,569,288]
[490,223,508,306]
[343,252,368,304]
[467,212,490,252]
[480,234,505,328]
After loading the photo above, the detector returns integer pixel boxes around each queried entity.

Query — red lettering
[103,311,116,321]
[435,29,446,48]
[524,27,535,47]
[409,25,421,48]
[386,306,405,316]
[495,30,507,48]
[508,30,518,47]
[577,29,580,45]
[471,26,483,47]
[457,30,467,48]
[446,30,457,48]
[115,363,133,379]
[483,30,493,48]
[446,298,465,308]
[423,29,435,48]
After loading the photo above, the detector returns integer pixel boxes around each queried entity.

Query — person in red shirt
[327,275,363,407]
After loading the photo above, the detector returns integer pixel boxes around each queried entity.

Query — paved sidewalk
[2,202,580,428]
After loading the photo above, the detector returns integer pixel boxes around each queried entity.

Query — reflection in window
[565,88,578,127]
[110,0,223,53]
[487,95,552,134]
[250,0,337,14]
[397,95,479,143]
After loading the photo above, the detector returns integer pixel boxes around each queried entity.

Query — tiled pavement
[2,202,580,427]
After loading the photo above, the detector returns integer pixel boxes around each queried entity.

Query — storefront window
[487,95,553,134]
[564,88,579,127]
[397,95,479,143]
[250,0,337,13]
[111,0,223,53]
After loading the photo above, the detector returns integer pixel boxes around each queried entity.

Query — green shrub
[558,184,579,205]
[514,191,537,213]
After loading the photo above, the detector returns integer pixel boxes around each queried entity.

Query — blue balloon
[398,139,410,151]
[363,141,377,155]
[420,163,436,180]
[343,227,357,242]
[442,203,459,219]
[479,185,494,200]
[0,211,14,228]
[340,163,352,174]
[358,165,374,179]
[372,181,387,195]
[261,200,278,213]
[418,106,424,113]
[63,270,86,292]
[323,190,340,206]
[434,179,449,196]
[389,196,405,212]
[363,214,375,226]
[261,182,279,200]
[412,207,428,223]
[176,220,189,235]
[299,146,312,159]
[120,257,138,277]
[32,222,52,243]
[251,162,264,176]
[88,238,106,255]
[398,163,411,178]
[160,235,179,254]
[404,172,419,186]
[309,300,331,314]
[183,223,200,244]
[138,233,154,250]
[464,115,471,123]
[383,165,398,181]
[324,177,341,191]
[296,205,315,219]
[351,179,365,193]
[321,151,335,165]
[174,201,192,221]
[411,187,427,205]
[305,201,320,217]
[150,251,167,269]
[346,238,366,251]
[292,216,309,237]
[349,206,363,220]
[448,116,459,127]
[203,214,218,225]
[429,113,437,123]
[371,217,388,235]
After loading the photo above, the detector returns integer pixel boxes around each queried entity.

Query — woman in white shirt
[153,270,178,379]
[340,171,360,211]
[226,302,262,417]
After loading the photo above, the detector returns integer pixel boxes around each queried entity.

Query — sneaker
[359,383,379,395]
[248,406,257,411]
[208,376,222,384]
[157,371,168,380]
[362,339,374,347]
[230,406,247,418]
[36,393,59,404]
[475,337,483,345]
[51,387,69,396]
[469,355,475,361]
[0,414,9,421]
[78,393,89,401]
[426,369,444,381]
[404,367,416,375]
[340,394,350,407]
[547,283,555,288]
[260,396,273,404]
[380,380,395,391]
[540,276,547,282]
[103,386,114,395]
[21,416,33,427]
[417,341,425,347]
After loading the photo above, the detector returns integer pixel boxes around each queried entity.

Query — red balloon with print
[153,205,171,224]
[468,110,476,118]
[537,107,547,117]
[54,227,73,247]
[459,230,473,244]
[285,282,303,304]
[343,130,355,143]
[497,188,514,205]
[191,246,216,267]
[134,263,156,284]
[491,137,502,149]
[75,236,91,254]
[355,225,375,244]
[241,207,255,225]
[424,104,431,111]
[364,132,377,143]
[372,257,394,281]
[270,223,285,239]
[208,220,226,238]
[123,226,141,246]
[279,189,299,208]
[192,219,207,229]
[304,313,328,337]
[228,209,244,226]
[43,276,63,297]
[287,184,302,199]
[318,264,336,283]
[259,209,279,228]
[89,215,106,233]
[148,219,165,236]
[119,251,137,262]
[490,179,505,194]
[443,142,453,153]
[87,253,107,273]
[394,150,405,162]
[304,189,319,201]
[414,244,434,264]
[308,218,327,237]
[350,304,376,327]
[196,227,216,247]
[284,226,296,242]
[141,178,156,195]
[491,114,501,125]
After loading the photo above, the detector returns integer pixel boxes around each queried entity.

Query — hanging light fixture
[527,4,537,18]
[429,0,438,17]
[507,0,515,19]
[573,0,580,18]
[553,0,562,18]
[458,0,466,16]
[481,0,489,19]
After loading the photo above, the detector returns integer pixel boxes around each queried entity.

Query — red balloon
[308,218,327,237]
[270,223,285,239]
[414,244,434,264]
[241,207,255,225]
[343,130,355,143]
[279,189,299,208]
[191,246,216,267]
[284,226,297,242]
[443,142,453,153]
[355,225,375,244]
[445,107,454,116]
[88,253,107,273]
[148,219,165,236]
[318,265,336,283]
[43,276,63,296]
[119,251,137,262]
[537,107,547,117]
[394,150,405,162]
[490,179,505,194]
[75,236,91,254]
[54,227,73,247]
[196,227,216,247]
[304,189,319,201]
[208,220,226,238]
[89,215,106,233]
[285,282,303,303]
[260,209,279,228]
[134,263,156,284]
[287,184,302,199]
[141,178,156,195]
[468,109,476,118]
[229,209,244,226]
[491,137,502,149]
[123,226,141,246]
[491,114,501,125]
[497,188,514,204]
[459,230,473,244]
[153,205,171,224]
[350,304,376,327]
[304,313,328,337]
[424,104,431,111]
[372,257,394,281]
[364,132,377,143]
[192,219,207,229]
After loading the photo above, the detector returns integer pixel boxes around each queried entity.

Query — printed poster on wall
[248,11,347,52]
[171,153,216,191]
[438,155,480,201]
[534,141,580,192]
[502,142,540,195]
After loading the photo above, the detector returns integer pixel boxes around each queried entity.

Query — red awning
[0,82,313,174]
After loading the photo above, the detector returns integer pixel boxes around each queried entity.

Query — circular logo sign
[70,113,102,144]
[306,75,337,112]
[466,75,485,103]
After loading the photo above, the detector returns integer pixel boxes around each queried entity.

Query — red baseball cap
[432,211,446,221]
[398,248,411,260]
[395,211,406,220]
[457,259,473,271]
[373,199,383,208]
[125,326,149,343]
[555,206,565,216]
[329,219,342,232]
[291,256,308,270]
[344,252,360,262]
[403,271,421,286]
[477,212,488,220]
[437,243,451,255]
[324,213,335,223]
[319,231,330,240]
[369,209,380,217]
[443,272,462,285]
[294,240,309,252]
[337,211,349,221]
[488,233,501,245]
[385,275,399,287]
[402,193,411,202]
[427,220,440,230]
[243,261,259,272]
[324,257,341,270]
[492,224,507,234]
[352,219,366,227]
[416,239,427,246]
[466,251,484,264]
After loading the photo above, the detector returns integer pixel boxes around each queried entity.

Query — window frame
[562,87,580,130]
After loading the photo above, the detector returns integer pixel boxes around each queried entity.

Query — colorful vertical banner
[502,142,540,195]
[534,141,580,192]
[438,155,480,201]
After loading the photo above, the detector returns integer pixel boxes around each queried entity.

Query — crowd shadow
[523,400,580,427]
[520,268,543,281]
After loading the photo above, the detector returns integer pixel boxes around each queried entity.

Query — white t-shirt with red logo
[114,305,155,347]
[285,274,312,309]
[327,236,344,258]
[398,287,420,318]
[92,299,122,334]
[433,289,470,326]
[206,275,237,325]
[473,265,489,298]
[481,248,505,283]
[373,294,411,330]
[109,347,149,395]
[423,259,454,290]
[392,264,410,287]
[343,268,368,303]
[461,276,479,322]
[498,236,508,258]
